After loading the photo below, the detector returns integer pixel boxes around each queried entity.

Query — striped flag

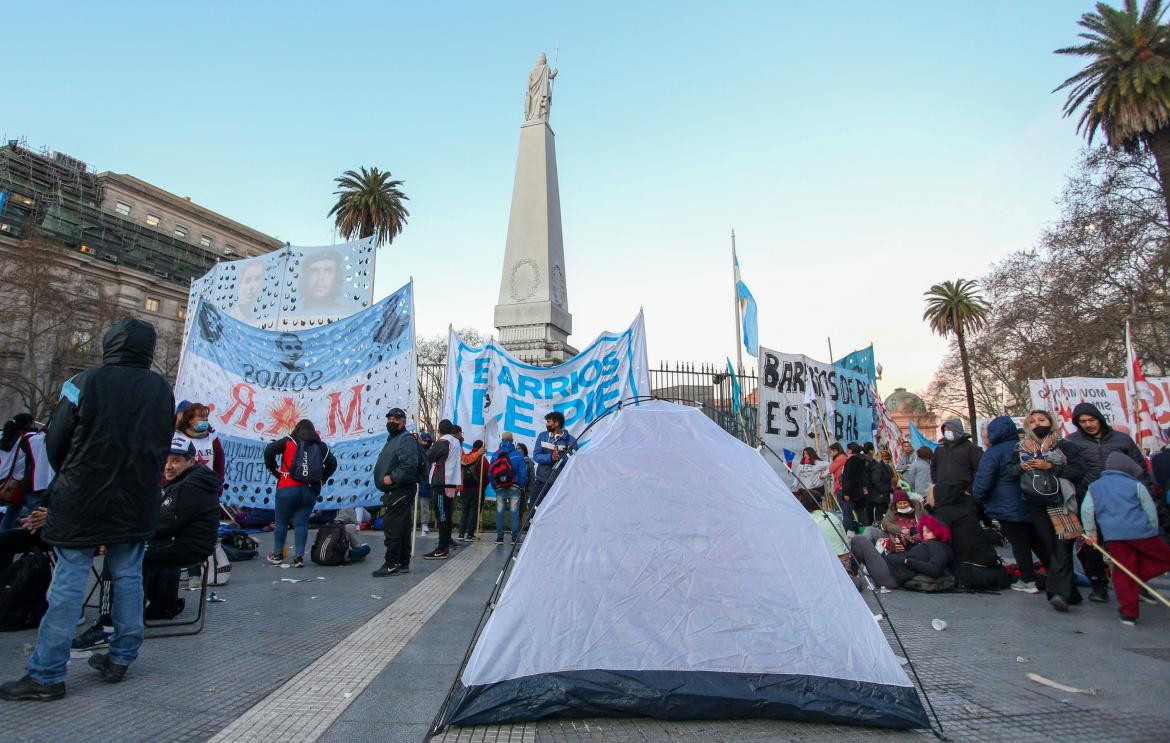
[1126,322,1164,450]
[733,252,759,358]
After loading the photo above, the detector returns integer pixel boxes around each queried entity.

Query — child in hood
[1082,452,1170,626]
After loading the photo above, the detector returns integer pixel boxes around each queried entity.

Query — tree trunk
[1142,128,1170,226]
[956,325,978,437]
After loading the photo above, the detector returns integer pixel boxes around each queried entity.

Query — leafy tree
[923,279,992,432]
[328,167,410,247]
[1056,0,1170,219]
[415,328,490,435]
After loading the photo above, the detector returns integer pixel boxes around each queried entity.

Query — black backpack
[311,523,350,566]
[0,549,51,631]
[290,438,326,485]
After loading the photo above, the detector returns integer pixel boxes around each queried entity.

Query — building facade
[0,141,282,418]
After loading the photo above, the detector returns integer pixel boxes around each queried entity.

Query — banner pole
[732,230,745,375]
[411,483,418,557]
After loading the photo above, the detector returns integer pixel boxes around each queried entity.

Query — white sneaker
[421,527,430,536]
[1010,580,1039,594]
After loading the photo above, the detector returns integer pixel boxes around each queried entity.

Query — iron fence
[413,360,759,445]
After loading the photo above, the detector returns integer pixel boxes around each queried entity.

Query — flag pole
[732,230,744,375]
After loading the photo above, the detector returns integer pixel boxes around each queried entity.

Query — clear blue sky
[5,1,1099,395]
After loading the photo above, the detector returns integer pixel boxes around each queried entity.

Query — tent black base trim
[441,669,930,730]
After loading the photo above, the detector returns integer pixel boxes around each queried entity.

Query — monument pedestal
[494,116,574,367]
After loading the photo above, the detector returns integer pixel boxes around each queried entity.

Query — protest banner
[757,346,877,464]
[1029,375,1170,441]
[183,237,377,333]
[175,281,415,508]
[440,312,651,453]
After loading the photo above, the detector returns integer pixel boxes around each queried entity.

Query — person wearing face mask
[531,411,578,508]
[930,418,983,507]
[371,408,420,577]
[173,403,225,482]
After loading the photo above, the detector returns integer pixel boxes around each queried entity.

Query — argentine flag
[733,253,758,358]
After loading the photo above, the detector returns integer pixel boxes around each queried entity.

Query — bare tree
[0,228,124,419]
[415,327,489,434]
[925,146,1170,413]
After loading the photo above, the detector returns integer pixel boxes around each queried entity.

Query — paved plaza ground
[2,527,1169,742]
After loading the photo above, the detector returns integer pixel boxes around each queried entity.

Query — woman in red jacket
[262,420,337,567]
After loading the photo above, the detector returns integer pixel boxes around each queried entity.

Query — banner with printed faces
[175,281,415,508]
[440,312,651,454]
[757,346,877,463]
[183,237,376,333]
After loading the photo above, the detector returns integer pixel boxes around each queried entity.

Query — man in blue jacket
[530,412,577,508]
[492,432,529,544]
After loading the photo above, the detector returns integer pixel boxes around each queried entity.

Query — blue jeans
[274,486,317,558]
[29,542,145,684]
[495,486,521,540]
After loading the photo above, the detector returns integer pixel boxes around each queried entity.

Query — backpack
[289,438,326,485]
[311,523,350,566]
[207,544,231,586]
[901,573,956,592]
[0,549,51,631]
[955,560,1012,591]
[490,455,515,488]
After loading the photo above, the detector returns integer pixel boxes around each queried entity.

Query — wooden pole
[1086,540,1170,611]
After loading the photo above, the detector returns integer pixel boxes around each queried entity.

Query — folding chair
[145,557,210,639]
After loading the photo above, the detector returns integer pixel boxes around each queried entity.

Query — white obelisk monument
[493,52,576,364]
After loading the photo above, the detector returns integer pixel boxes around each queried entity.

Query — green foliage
[327,166,410,248]
[922,279,991,338]
[1056,0,1170,149]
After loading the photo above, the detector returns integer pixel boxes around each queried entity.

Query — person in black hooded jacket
[1,317,173,702]
[1065,402,1149,602]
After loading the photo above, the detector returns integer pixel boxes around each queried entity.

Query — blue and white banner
[175,281,415,508]
[440,312,651,453]
[183,237,377,333]
[758,346,876,461]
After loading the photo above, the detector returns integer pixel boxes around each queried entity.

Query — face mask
[943,430,956,442]
[1031,425,1052,439]
[386,422,400,434]
[192,421,210,433]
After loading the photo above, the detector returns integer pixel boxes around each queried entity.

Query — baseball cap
[175,400,191,414]
[386,407,407,419]
[169,435,195,458]
[419,432,433,443]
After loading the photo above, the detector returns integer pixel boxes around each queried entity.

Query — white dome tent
[432,400,929,732]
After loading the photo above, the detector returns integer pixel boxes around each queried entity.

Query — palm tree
[923,279,992,433]
[1055,0,1170,219]
[328,167,410,247]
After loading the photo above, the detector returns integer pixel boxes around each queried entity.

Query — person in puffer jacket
[1083,452,1170,626]
[973,416,1049,594]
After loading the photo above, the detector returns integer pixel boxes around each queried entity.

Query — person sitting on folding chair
[73,437,220,650]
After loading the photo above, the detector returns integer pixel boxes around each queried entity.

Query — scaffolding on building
[0,141,218,285]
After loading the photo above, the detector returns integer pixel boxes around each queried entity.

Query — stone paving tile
[0,528,458,743]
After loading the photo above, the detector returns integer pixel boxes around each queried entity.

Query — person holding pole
[459,441,489,541]
[1081,452,1170,625]
[371,408,419,577]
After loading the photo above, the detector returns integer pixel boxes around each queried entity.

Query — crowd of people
[1,314,1167,705]
[791,406,1170,627]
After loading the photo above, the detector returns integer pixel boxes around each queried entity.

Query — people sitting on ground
[849,514,953,591]
[974,415,1052,596]
[907,446,933,499]
[1082,452,1170,626]
[335,508,371,561]
[0,507,51,577]
[73,437,221,650]
[263,419,337,568]
[870,490,924,553]
[173,402,225,481]
[794,488,859,589]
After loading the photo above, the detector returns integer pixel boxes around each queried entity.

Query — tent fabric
[440,401,928,730]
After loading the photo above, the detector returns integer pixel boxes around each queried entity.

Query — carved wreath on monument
[510,259,541,302]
